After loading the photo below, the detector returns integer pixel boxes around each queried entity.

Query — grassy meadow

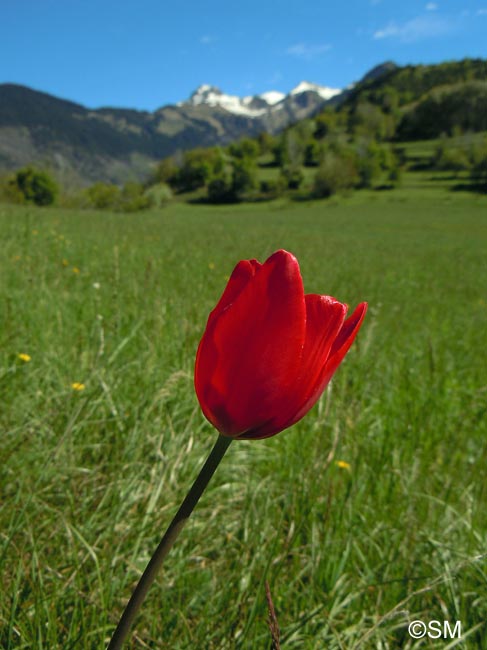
[1,179,487,648]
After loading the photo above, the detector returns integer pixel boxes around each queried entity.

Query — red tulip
[195,250,367,440]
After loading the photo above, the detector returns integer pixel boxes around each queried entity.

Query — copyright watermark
[408,620,462,640]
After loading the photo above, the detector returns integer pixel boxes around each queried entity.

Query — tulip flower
[107,250,366,650]
[195,249,367,439]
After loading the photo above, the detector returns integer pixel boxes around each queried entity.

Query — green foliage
[9,166,59,206]
[256,131,276,155]
[469,142,487,188]
[283,130,305,168]
[397,81,487,140]
[354,141,399,188]
[272,136,286,166]
[259,178,286,199]
[313,152,358,197]
[207,174,235,203]
[304,140,319,167]
[152,157,178,185]
[174,147,225,192]
[0,173,25,204]
[144,183,173,208]
[313,111,337,139]
[387,162,402,186]
[433,141,471,173]
[347,58,487,110]
[207,157,258,203]
[85,181,154,211]
[118,181,154,212]
[354,142,381,189]
[231,157,258,197]
[85,182,121,209]
[228,137,259,160]
[347,101,398,141]
[280,164,304,190]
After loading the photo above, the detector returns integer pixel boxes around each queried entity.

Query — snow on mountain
[187,85,268,117]
[290,81,341,101]
[184,82,342,117]
[258,91,286,105]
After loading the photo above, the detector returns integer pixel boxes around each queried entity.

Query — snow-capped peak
[183,81,342,117]
[290,81,341,101]
[189,85,224,106]
[186,85,270,116]
[258,91,286,105]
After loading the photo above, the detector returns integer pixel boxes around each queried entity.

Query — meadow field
[1,184,487,648]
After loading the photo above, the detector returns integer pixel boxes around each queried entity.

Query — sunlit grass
[1,187,487,648]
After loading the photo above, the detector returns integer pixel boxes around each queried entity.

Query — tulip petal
[321,302,368,385]
[195,250,306,437]
[287,301,367,427]
[246,294,347,438]
[207,259,261,328]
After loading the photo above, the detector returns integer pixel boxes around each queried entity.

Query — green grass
[1,185,487,648]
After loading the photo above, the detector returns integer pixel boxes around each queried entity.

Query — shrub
[259,178,286,199]
[175,148,225,192]
[434,143,471,172]
[313,154,357,198]
[0,174,24,204]
[118,182,154,212]
[144,183,173,208]
[10,166,59,206]
[231,158,258,197]
[153,158,178,185]
[228,138,260,160]
[207,175,235,203]
[280,165,304,190]
[85,182,121,210]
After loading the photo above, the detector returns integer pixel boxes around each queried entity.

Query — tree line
[1,58,487,209]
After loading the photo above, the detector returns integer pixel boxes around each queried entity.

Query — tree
[118,182,154,212]
[175,148,225,192]
[349,101,388,140]
[11,167,59,206]
[231,157,257,197]
[207,173,234,203]
[229,138,259,160]
[280,165,304,190]
[355,141,382,188]
[86,182,120,209]
[153,157,178,185]
[433,141,470,174]
[304,140,319,167]
[313,153,358,198]
[257,132,276,155]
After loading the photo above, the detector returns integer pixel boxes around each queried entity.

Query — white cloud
[425,2,438,10]
[286,42,332,59]
[373,15,453,42]
[477,8,487,15]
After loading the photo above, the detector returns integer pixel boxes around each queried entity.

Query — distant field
[1,187,487,648]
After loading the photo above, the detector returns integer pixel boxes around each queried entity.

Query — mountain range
[0,77,348,186]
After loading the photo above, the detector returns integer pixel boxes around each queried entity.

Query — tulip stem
[107,433,233,650]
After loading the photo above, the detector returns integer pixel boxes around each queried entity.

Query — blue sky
[1,0,486,111]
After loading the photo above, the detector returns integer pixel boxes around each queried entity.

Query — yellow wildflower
[71,382,85,391]
[18,353,31,363]
[336,460,351,470]
[208,262,215,270]
[62,259,69,267]
[72,267,80,274]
